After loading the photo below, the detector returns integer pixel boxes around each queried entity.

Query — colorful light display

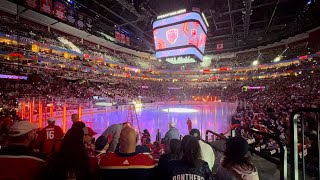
[153,11,208,63]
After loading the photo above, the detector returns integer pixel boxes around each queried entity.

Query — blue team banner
[0,74,28,80]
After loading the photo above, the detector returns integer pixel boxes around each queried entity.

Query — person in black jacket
[157,139,181,179]
[165,135,213,180]
[46,122,92,180]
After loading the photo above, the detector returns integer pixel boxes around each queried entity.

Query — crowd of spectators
[230,73,320,176]
[0,9,319,179]
[0,110,261,180]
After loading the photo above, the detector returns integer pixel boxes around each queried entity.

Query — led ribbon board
[153,11,208,63]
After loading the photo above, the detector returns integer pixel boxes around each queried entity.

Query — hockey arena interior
[0,0,320,179]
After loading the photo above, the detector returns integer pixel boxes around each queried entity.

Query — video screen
[153,22,207,54]
[153,11,208,61]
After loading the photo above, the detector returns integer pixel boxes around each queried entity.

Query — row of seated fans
[0,112,261,180]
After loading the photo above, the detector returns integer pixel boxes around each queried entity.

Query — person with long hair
[46,122,92,180]
[164,135,213,180]
[157,139,181,179]
[190,129,215,171]
[216,136,259,180]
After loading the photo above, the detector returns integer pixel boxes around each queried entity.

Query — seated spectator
[141,129,151,145]
[72,114,97,147]
[164,135,213,180]
[34,118,64,157]
[150,141,165,160]
[99,127,156,180]
[190,129,215,171]
[136,143,152,153]
[86,134,114,180]
[95,135,112,158]
[136,129,152,153]
[101,122,131,152]
[83,126,97,153]
[0,121,45,180]
[157,139,181,179]
[216,137,259,180]
[46,121,92,180]
[163,122,180,145]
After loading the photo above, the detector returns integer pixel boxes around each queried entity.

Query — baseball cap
[169,122,176,127]
[189,129,201,140]
[8,121,38,137]
[83,127,97,136]
[87,127,97,136]
[48,118,56,122]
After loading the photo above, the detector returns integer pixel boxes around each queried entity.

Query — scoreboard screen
[153,11,208,62]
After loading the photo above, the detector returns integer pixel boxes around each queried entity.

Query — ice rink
[54,102,237,141]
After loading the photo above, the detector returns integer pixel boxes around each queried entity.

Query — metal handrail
[205,130,226,141]
[233,126,287,180]
[206,126,288,180]
[289,108,320,180]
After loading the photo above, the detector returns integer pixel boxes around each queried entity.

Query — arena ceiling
[42,0,320,54]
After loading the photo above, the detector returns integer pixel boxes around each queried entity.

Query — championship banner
[115,31,121,41]
[66,8,76,26]
[120,33,126,44]
[86,16,93,32]
[54,1,66,21]
[76,13,85,30]
[125,36,130,46]
[40,0,53,14]
[24,0,38,10]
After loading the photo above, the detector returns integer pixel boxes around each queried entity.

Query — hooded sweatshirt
[216,164,259,180]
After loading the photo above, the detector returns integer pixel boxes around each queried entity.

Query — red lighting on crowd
[219,67,231,71]
[8,53,25,59]
[299,55,308,60]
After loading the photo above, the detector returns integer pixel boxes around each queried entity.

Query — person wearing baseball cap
[34,117,64,157]
[83,126,98,152]
[216,136,259,180]
[190,129,215,171]
[72,115,98,149]
[0,121,46,180]
[163,121,180,145]
[101,122,132,152]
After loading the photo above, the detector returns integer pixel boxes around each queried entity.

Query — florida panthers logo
[166,29,179,44]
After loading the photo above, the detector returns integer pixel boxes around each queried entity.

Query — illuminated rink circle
[55,103,237,141]
[162,108,199,113]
